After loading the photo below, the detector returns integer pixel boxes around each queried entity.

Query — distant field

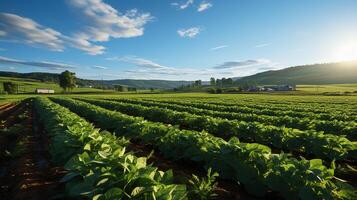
[297,84,357,93]
[0,76,114,94]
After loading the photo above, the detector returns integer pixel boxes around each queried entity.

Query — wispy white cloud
[0,13,64,52]
[0,30,7,36]
[198,1,212,12]
[177,27,201,38]
[210,45,228,51]
[0,0,152,55]
[92,65,107,70]
[66,0,152,55]
[0,12,105,55]
[108,56,171,70]
[68,0,152,41]
[255,43,270,48]
[0,56,76,70]
[103,57,281,80]
[171,0,194,10]
[106,55,278,80]
[213,59,271,69]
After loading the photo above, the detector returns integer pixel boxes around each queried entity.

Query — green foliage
[34,97,187,199]
[1,123,24,138]
[59,70,76,92]
[85,98,355,161]
[50,97,355,199]
[209,77,215,86]
[3,81,17,94]
[0,124,25,159]
[235,60,357,85]
[114,85,128,92]
[188,168,218,200]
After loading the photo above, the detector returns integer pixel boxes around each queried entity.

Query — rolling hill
[1,60,357,90]
[235,61,357,85]
[0,71,192,89]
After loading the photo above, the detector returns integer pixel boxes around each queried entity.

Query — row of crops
[31,95,357,199]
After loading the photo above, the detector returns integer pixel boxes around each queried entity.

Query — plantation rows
[106,98,357,140]
[153,99,357,118]
[195,96,357,107]
[137,98,357,124]
[44,97,356,200]
[75,98,356,162]
[26,96,357,200]
[34,97,188,199]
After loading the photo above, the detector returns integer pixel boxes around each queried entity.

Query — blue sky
[0,0,357,80]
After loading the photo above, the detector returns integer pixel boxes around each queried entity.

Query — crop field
[0,76,114,94]
[0,93,356,199]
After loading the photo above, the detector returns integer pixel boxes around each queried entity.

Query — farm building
[263,84,296,91]
[35,88,55,94]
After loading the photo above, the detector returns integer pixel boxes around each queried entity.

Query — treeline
[1,82,18,94]
[174,77,259,93]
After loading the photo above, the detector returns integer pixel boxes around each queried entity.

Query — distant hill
[2,60,357,89]
[0,71,192,89]
[235,61,357,85]
[103,79,193,89]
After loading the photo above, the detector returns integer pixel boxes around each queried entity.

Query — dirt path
[0,103,18,122]
[0,101,66,200]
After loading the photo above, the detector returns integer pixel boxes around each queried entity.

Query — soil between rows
[0,101,66,200]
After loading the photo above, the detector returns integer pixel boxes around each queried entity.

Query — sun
[331,40,357,62]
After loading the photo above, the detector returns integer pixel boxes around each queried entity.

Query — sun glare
[331,39,357,62]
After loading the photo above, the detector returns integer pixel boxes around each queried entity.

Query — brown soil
[0,103,18,122]
[0,103,12,110]
[0,101,66,200]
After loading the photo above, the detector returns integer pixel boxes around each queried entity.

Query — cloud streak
[213,59,271,69]
[177,27,201,38]
[198,2,212,12]
[172,0,194,10]
[210,45,228,51]
[255,43,270,48]
[106,55,275,80]
[0,56,76,70]
[92,65,107,70]
[108,56,172,70]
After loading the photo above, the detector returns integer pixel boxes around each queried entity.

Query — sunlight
[331,39,357,62]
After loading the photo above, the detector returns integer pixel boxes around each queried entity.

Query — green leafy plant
[188,168,218,200]
[34,97,188,199]
[50,97,356,199]
[76,97,355,161]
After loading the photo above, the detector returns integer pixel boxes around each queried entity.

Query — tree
[114,85,128,92]
[226,78,233,86]
[59,70,76,92]
[216,79,222,87]
[128,87,137,92]
[3,82,17,94]
[194,80,202,87]
[210,77,216,86]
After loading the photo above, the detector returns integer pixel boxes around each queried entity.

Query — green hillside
[0,71,192,89]
[235,61,357,85]
[103,79,192,89]
[0,76,108,94]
